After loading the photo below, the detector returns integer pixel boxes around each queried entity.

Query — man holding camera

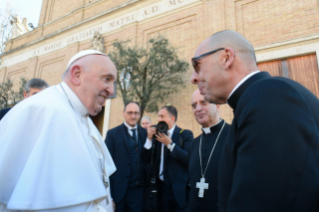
[105,101,147,212]
[144,106,193,212]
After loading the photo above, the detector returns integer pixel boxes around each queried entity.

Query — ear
[69,65,82,86]
[23,91,28,98]
[222,48,235,69]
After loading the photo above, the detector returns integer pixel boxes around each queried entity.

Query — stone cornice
[255,33,319,51]
[1,0,143,57]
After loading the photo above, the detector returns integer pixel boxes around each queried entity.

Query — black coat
[105,123,147,203]
[0,108,11,121]
[188,120,230,212]
[219,72,319,212]
[144,126,193,208]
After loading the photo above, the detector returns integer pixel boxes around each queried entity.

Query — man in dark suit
[0,78,49,121]
[188,89,230,212]
[191,30,319,212]
[144,105,193,212]
[0,108,11,121]
[105,101,147,212]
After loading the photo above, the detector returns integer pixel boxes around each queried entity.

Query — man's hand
[155,132,172,146]
[147,126,157,140]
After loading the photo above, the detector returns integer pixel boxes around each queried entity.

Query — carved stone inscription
[2,0,200,67]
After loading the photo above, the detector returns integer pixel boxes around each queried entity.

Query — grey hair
[25,78,49,94]
[141,116,151,123]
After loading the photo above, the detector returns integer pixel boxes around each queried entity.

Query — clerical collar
[227,71,260,102]
[202,119,223,135]
[227,72,271,110]
[168,124,176,138]
[59,82,88,116]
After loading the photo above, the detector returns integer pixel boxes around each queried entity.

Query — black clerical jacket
[188,120,230,212]
[219,72,319,212]
[144,126,193,208]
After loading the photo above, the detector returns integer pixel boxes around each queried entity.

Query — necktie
[131,129,137,144]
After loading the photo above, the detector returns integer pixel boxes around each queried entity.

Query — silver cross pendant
[103,174,109,188]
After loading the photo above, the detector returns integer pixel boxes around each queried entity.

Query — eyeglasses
[191,48,225,72]
[126,111,140,116]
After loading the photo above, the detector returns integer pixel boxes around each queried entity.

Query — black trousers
[115,186,144,212]
[159,181,189,212]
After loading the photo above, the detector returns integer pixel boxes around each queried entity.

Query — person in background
[144,105,193,212]
[141,116,152,129]
[0,78,49,121]
[105,101,147,212]
[188,89,230,212]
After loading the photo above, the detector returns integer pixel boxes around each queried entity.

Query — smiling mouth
[99,94,107,100]
[197,113,206,118]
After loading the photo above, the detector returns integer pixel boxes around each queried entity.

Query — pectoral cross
[103,174,109,188]
[196,177,209,198]
[103,175,110,205]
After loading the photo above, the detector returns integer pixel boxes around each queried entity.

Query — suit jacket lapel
[137,126,143,156]
[164,126,180,170]
[120,123,131,151]
[171,126,180,146]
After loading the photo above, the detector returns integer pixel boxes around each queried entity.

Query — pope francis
[0,50,117,212]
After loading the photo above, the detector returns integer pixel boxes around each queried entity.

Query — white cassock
[0,82,116,212]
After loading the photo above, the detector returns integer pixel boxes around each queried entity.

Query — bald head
[191,30,259,104]
[197,30,256,65]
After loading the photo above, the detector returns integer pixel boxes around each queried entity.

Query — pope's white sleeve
[144,138,152,149]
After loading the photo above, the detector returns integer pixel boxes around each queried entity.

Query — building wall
[1,0,319,137]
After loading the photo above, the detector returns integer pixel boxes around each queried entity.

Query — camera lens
[156,121,168,134]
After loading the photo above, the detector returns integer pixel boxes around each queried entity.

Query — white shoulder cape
[0,86,116,210]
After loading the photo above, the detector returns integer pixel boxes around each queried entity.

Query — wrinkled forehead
[29,87,46,92]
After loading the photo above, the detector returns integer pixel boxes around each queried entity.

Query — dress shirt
[124,122,138,138]
[144,124,176,180]
[227,70,260,103]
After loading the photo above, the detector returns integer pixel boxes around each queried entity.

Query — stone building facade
[1,0,319,137]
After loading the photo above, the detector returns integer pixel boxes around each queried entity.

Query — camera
[152,121,168,135]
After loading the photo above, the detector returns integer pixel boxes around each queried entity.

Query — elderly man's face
[141,119,151,129]
[191,89,219,128]
[191,39,228,104]
[80,56,117,115]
